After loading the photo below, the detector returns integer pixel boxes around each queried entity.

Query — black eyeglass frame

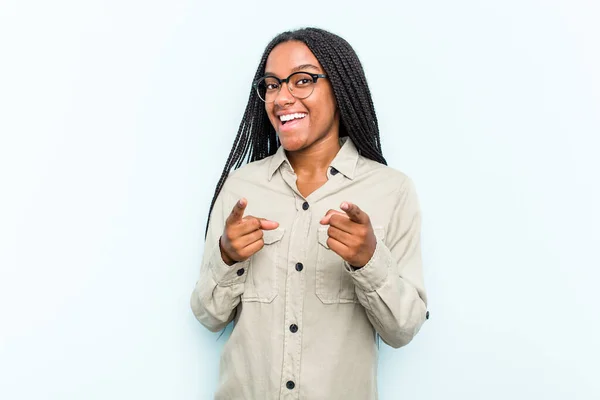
[253,72,328,102]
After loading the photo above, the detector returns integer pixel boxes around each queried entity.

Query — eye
[263,78,280,91]
[293,76,313,87]
[297,79,311,86]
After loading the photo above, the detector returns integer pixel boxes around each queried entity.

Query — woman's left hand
[319,202,377,269]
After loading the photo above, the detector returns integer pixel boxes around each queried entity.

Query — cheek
[312,90,337,122]
[308,99,336,128]
[265,105,277,125]
[325,93,337,115]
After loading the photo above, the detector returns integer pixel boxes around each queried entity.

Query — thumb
[258,218,279,230]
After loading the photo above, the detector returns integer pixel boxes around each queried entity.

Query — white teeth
[279,113,307,122]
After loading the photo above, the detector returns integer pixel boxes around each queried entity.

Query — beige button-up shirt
[191,137,428,400]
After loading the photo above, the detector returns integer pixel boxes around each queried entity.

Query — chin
[278,134,307,152]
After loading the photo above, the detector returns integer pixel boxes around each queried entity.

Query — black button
[426,311,430,320]
[289,324,298,333]
[236,268,244,276]
[331,167,339,175]
[295,262,303,272]
[302,201,309,210]
[286,381,295,390]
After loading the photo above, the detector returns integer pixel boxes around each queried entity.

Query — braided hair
[205,27,387,237]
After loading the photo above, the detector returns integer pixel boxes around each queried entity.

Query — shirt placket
[278,165,310,399]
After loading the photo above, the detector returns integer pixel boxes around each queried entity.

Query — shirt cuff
[209,242,250,286]
[344,239,391,292]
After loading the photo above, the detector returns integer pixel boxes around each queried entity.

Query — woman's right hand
[219,198,279,265]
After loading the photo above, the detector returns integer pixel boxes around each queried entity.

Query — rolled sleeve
[344,239,392,293]
[341,176,428,348]
[209,241,250,286]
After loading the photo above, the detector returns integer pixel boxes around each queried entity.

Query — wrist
[219,236,236,266]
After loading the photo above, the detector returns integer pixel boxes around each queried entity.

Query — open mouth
[280,113,307,125]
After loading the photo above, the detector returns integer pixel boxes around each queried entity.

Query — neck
[286,133,341,179]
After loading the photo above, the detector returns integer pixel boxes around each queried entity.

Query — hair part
[205,27,387,237]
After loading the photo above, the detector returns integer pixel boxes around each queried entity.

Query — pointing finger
[227,198,247,225]
[340,202,369,224]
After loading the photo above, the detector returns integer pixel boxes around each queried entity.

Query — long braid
[305,31,384,162]
[205,27,386,237]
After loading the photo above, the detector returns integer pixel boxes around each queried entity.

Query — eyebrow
[265,63,320,76]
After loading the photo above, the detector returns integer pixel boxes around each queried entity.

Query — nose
[274,82,295,107]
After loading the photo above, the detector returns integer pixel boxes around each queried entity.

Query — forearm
[347,240,428,348]
[191,239,248,332]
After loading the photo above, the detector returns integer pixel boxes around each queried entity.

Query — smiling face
[263,41,340,152]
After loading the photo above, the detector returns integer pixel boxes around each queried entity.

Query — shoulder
[221,155,275,190]
[356,155,416,195]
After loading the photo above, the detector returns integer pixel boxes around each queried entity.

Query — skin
[219,198,279,266]
[263,39,341,191]
[220,41,377,268]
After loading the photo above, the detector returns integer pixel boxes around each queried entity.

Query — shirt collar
[330,136,359,180]
[267,136,359,181]
[267,142,289,181]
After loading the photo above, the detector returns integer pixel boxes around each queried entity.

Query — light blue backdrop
[1,0,598,398]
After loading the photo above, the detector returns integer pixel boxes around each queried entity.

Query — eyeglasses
[253,71,328,103]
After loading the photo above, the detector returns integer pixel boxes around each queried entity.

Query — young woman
[191,27,429,400]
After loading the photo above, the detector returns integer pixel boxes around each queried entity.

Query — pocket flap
[263,228,285,245]
[317,227,330,249]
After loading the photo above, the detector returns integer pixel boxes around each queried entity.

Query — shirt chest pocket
[241,228,285,303]
[316,226,386,304]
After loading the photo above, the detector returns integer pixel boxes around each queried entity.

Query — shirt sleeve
[344,176,428,348]
[190,183,249,332]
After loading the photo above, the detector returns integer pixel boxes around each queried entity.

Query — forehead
[265,41,323,76]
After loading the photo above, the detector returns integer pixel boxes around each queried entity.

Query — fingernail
[341,202,349,210]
